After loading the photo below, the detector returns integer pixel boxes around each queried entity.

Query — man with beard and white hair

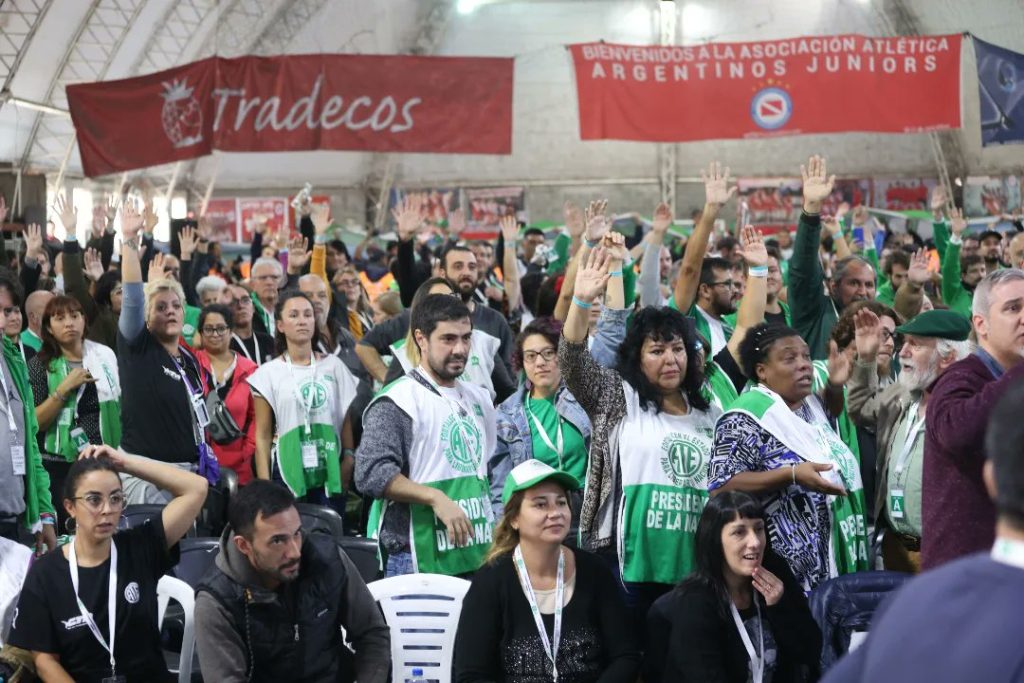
[195,480,390,683]
[846,309,971,572]
[356,294,496,577]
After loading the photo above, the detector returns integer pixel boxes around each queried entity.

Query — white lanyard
[512,545,564,682]
[0,360,17,434]
[525,399,564,470]
[414,367,490,493]
[285,353,317,436]
[211,355,238,391]
[991,538,1024,570]
[892,401,925,481]
[232,332,261,365]
[69,538,118,678]
[729,598,764,683]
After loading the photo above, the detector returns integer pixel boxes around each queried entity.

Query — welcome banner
[67,54,514,177]
[569,34,962,142]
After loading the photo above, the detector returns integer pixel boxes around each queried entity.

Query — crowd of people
[0,151,1021,682]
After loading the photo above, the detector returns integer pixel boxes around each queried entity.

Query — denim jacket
[488,381,592,517]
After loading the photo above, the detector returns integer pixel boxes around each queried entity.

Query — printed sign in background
[736,178,802,233]
[201,198,239,243]
[963,176,1021,218]
[872,178,938,212]
[973,37,1024,147]
[569,34,962,142]
[463,186,525,239]
[237,198,288,244]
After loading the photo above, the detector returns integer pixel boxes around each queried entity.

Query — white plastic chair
[157,575,196,683]
[368,573,471,683]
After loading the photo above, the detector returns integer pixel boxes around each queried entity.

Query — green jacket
[4,336,55,529]
[722,300,791,329]
[941,240,973,319]
[789,213,840,360]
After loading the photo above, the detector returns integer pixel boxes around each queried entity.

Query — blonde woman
[454,460,639,682]
[333,265,375,340]
[116,203,218,500]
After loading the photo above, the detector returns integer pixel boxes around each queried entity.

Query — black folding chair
[295,503,346,541]
[172,537,221,587]
[339,535,383,584]
[119,504,165,530]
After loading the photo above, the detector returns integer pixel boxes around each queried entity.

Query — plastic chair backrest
[295,503,345,540]
[339,536,382,584]
[172,538,220,587]
[157,575,195,683]
[119,504,165,530]
[368,574,470,683]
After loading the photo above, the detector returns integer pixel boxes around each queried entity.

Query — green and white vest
[727,386,870,576]
[614,383,721,584]
[44,341,121,461]
[247,355,359,497]
[369,371,496,575]
[389,329,500,400]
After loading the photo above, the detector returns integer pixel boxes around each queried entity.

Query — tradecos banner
[67,54,514,177]
[569,34,962,142]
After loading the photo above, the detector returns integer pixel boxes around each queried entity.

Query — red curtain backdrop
[67,54,514,177]
[569,34,962,142]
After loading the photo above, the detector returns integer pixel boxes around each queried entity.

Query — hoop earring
[64,517,76,534]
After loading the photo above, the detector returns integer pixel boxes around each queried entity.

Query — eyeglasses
[73,493,126,511]
[523,348,557,364]
[202,325,230,336]
[229,297,252,307]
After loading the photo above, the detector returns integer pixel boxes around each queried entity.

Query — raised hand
[584,199,610,243]
[105,194,120,225]
[149,252,170,281]
[391,194,424,242]
[907,247,931,285]
[179,226,197,260]
[752,565,785,606]
[564,201,584,239]
[931,185,948,218]
[853,307,881,362]
[652,202,673,236]
[310,202,331,235]
[83,247,104,282]
[836,201,851,222]
[500,215,519,243]
[949,206,967,238]
[827,339,853,388]
[702,161,738,207]
[252,214,270,236]
[54,193,78,233]
[120,201,144,241]
[739,225,768,267]
[602,230,629,262]
[197,215,213,242]
[143,198,159,234]
[287,235,311,273]
[851,205,869,226]
[448,207,467,237]
[24,223,45,261]
[801,155,835,214]
[822,215,843,238]
[573,246,612,303]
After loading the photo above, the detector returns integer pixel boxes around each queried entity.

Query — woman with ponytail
[454,460,638,683]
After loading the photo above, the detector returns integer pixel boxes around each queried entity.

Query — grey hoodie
[194,527,391,683]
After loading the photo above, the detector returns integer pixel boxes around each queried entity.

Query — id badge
[58,407,73,427]
[70,427,90,453]
[889,489,905,519]
[192,394,211,429]
[11,443,25,476]
[301,441,319,469]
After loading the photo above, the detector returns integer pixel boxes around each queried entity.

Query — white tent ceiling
[1,0,1023,200]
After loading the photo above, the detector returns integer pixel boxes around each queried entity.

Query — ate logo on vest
[440,414,483,474]
[660,432,708,488]
[299,380,329,411]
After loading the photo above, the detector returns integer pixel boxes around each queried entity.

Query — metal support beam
[0,0,56,106]
[657,1,678,213]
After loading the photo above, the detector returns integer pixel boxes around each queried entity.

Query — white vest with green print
[389,329,499,400]
[370,371,497,575]
[614,383,722,584]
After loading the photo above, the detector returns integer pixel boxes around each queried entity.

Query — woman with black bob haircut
[559,246,722,627]
[9,445,207,682]
[652,491,820,683]
[709,323,869,593]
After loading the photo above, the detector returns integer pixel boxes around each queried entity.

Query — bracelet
[790,463,797,486]
[584,237,600,249]
[342,448,355,458]
[315,234,329,244]
[571,296,593,309]
[51,390,67,403]
[748,265,768,278]
[608,269,623,277]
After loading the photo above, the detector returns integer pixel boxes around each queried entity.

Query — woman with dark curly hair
[558,243,723,623]
[488,317,592,519]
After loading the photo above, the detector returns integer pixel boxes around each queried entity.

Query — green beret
[895,309,971,341]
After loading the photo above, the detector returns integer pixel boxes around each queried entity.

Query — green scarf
[44,342,121,461]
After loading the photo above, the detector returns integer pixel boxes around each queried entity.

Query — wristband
[315,234,329,245]
[342,448,355,458]
[748,265,768,278]
[40,513,55,525]
[790,463,797,486]
[608,269,623,277]
[584,237,600,249]
[571,296,593,309]
[52,390,67,403]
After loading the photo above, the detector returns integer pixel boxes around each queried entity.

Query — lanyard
[69,538,118,678]
[233,333,261,365]
[211,355,238,391]
[525,399,564,470]
[285,353,317,436]
[63,359,90,421]
[991,538,1024,570]
[892,401,925,482]
[512,545,564,682]
[729,598,764,683]
[172,352,203,445]
[0,361,17,434]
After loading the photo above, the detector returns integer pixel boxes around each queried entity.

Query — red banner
[67,54,514,177]
[570,34,961,142]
